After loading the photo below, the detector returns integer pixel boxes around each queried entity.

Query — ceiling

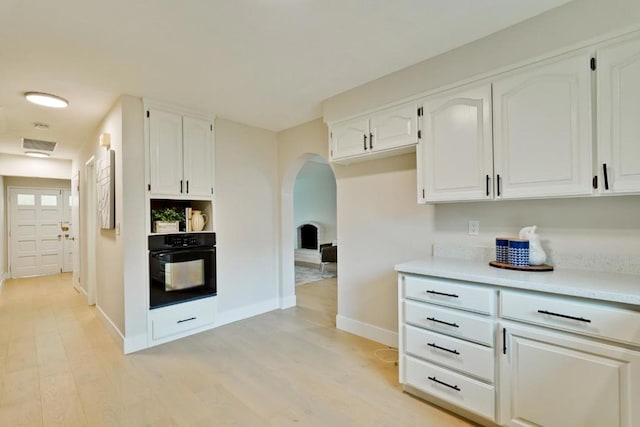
[0,0,572,160]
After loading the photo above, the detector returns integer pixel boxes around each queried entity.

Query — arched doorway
[279,153,336,320]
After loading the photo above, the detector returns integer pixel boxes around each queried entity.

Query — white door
[148,108,184,196]
[62,189,73,272]
[419,84,493,202]
[182,116,213,197]
[330,117,369,161]
[597,36,640,194]
[500,323,640,427]
[9,188,64,278]
[369,102,418,152]
[71,171,81,286]
[493,53,593,199]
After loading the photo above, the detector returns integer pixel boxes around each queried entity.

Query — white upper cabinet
[330,116,370,160]
[596,36,640,194]
[182,116,213,197]
[492,53,593,199]
[418,84,493,202]
[330,102,418,163]
[149,109,184,196]
[148,108,214,198]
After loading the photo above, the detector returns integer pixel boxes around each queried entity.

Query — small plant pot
[154,221,179,233]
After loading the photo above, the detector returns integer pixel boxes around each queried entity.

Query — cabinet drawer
[501,291,640,346]
[405,325,495,382]
[405,356,495,421]
[404,275,495,315]
[405,301,495,346]
[150,297,215,340]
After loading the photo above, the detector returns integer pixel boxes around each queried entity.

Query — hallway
[0,274,474,426]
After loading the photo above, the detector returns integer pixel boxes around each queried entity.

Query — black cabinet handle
[537,310,591,323]
[497,174,501,197]
[603,163,609,190]
[486,175,490,196]
[369,132,373,149]
[427,342,460,355]
[426,290,459,298]
[428,376,461,391]
[363,134,367,151]
[180,180,183,193]
[186,180,189,194]
[177,316,196,324]
[426,317,459,328]
[592,175,598,189]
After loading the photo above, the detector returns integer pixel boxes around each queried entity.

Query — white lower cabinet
[148,297,216,344]
[500,322,640,427]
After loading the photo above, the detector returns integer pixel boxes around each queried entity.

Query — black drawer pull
[363,134,367,151]
[537,310,591,323]
[177,317,197,324]
[428,376,461,391]
[369,132,373,149]
[427,342,460,355]
[603,163,609,190]
[426,290,459,298]
[486,174,490,196]
[426,317,459,328]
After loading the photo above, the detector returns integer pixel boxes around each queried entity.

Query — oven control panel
[148,232,216,250]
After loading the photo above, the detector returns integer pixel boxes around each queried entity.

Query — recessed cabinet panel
[149,109,184,196]
[493,53,593,199]
[501,323,640,427]
[183,116,213,197]
[597,36,640,194]
[330,117,369,160]
[420,84,493,202]
[370,103,418,152]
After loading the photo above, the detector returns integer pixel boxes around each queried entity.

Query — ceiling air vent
[22,138,57,153]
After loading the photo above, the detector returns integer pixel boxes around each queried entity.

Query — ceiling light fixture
[24,92,69,108]
[25,151,50,158]
[33,122,50,130]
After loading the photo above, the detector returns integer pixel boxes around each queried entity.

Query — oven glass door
[149,247,216,309]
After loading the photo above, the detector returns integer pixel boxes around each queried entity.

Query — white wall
[320,0,640,345]
[214,118,280,320]
[0,176,4,283]
[293,159,336,246]
[0,154,71,179]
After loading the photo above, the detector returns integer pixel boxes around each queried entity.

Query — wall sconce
[99,132,111,149]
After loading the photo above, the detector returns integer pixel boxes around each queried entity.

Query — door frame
[85,157,97,305]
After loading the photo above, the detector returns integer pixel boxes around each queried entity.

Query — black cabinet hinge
[590,57,596,71]
[210,124,213,131]
[592,175,598,189]
[211,187,213,195]
[422,189,425,199]
[418,130,422,139]
[148,184,151,191]
[146,110,150,118]
[417,107,423,117]
[503,328,507,355]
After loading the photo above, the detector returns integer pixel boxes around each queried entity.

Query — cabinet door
[369,103,418,152]
[500,323,640,427]
[149,109,184,196]
[183,116,213,197]
[597,36,640,194]
[330,117,369,161]
[493,53,593,199]
[419,84,493,202]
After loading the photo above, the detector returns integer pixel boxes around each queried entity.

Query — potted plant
[151,207,185,233]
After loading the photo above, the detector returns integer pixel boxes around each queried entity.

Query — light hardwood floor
[0,274,476,426]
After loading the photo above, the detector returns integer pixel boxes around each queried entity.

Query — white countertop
[395,257,640,306]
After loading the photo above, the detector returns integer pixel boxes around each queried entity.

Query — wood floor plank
[0,273,477,426]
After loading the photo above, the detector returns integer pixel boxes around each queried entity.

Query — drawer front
[405,356,495,421]
[501,291,640,346]
[404,275,495,315]
[151,298,215,340]
[405,325,494,382]
[405,301,495,346]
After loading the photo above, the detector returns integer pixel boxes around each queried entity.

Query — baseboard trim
[216,298,280,327]
[96,305,126,350]
[0,272,6,290]
[280,295,296,309]
[336,315,398,347]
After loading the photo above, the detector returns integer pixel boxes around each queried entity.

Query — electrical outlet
[468,220,480,235]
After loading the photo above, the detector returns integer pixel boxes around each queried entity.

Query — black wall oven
[148,233,216,309]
